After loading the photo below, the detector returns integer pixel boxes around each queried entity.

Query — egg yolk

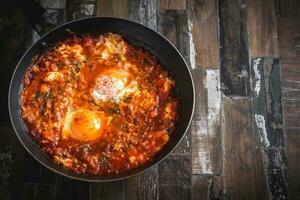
[105,69,130,85]
[69,110,105,141]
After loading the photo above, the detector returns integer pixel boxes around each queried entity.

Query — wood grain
[187,0,219,69]
[56,178,90,200]
[91,181,125,200]
[97,0,128,17]
[159,155,191,200]
[157,9,190,67]
[219,0,250,96]
[158,0,186,10]
[247,0,279,57]
[191,69,222,175]
[283,98,300,130]
[125,168,158,200]
[263,148,288,199]
[0,127,25,200]
[285,129,300,200]
[192,175,223,199]
[222,98,268,199]
[278,17,300,199]
[278,18,300,64]
[275,0,300,18]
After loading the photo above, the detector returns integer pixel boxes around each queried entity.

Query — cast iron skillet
[9,17,195,182]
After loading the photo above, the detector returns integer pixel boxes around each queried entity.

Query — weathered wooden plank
[128,0,157,30]
[159,155,191,200]
[23,156,90,199]
[97,0,128,17]
[158,0,186,10]
[0,7,33,124]
[277,18,300,64]
[263,148,288,199]
[187,0,219,69]
[55,178,90,200]
[125,168,158,200]
[222,98,268,199]
[283,99,300,130]
[285,129,300,199]
[68,1,96,19]
[23,183,57,200]
[173,128,191,155]
[157,9,190,66]
[275,0,300,18]
[40,0,66,9]
[250,58,285,148]
[278,17,300,199]
[0,127,16,200]
[280,62,300,82]
[192,175,223,200]
[24,155,60,184]
[219,0,250,96]
[250,57,288,198]
[91,181,125,200]
[278,17,300,144]
[191,69,222,175]
[0,127,27,200]
[247,0,279,57]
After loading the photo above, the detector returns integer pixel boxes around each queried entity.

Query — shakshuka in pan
[20,33,178,175]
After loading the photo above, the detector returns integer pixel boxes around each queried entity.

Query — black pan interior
[9,17,195,182]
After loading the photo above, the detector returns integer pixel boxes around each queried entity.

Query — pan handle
[19,0,56,36]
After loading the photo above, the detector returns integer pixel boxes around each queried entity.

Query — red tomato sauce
[21,33,178,175]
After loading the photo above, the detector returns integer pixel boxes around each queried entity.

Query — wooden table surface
[1,0,300,199]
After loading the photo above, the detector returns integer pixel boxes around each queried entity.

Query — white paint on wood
[253,58,262,97]
[206,70,221,136]
[146,0,157,30]
[80,4,95,16]
[192,70,221,174]
[254,114,270,147]
[137,0,157,30]
[32,30,40,44]
[192,119,212,174]
[237,69,248,78]
[188,19,196,69]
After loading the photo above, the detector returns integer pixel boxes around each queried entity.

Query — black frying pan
[8,17,195,182]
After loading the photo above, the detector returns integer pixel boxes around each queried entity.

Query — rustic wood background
[0,0,300,199]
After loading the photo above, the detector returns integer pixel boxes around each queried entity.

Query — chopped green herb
[120,124,127,131]
[47,90,54,99]
[39,103,46,116]
[34,91,43,100]
[99,156,108,164]
[74,64,80,72]
[143,58,149,65]
[106,106,120,115]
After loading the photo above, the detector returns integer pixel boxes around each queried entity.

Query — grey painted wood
[219,0,250,96]
[250,57,288,199]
